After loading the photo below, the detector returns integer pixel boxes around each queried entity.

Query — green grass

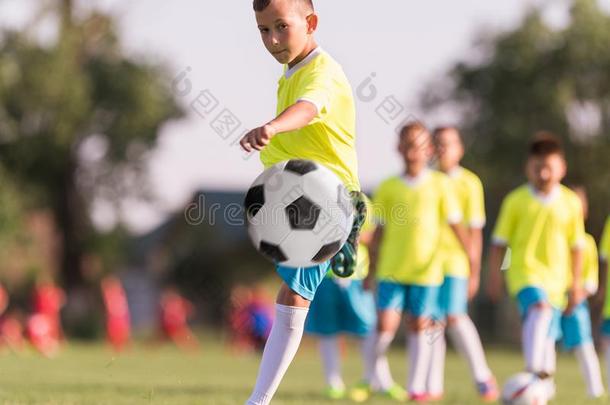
[0,336,601,404]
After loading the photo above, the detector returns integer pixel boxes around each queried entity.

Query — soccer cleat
[383,383,408,401]
[408,392,430,403]
[330,191,367,278]
[426,392,444,402]
[349,381,372,403]
[476,377,499,402]
[323,386,346,400]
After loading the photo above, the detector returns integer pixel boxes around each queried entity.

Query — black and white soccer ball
[501,373,548,405]
[244,160,354,268]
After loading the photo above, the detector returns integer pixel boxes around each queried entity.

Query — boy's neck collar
[528,183,560,205]
[401,168,430,187]
[444,165,462,179]
[284,47,323,79]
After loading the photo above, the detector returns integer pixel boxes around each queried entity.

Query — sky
[2,0,607,233]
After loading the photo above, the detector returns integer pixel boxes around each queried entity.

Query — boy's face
[435,128,464,171]
[398,129,433,171]
[526,153,566,192]
[255,0,316,65]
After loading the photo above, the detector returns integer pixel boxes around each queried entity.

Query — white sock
[319,337,345,390]
[542,338,556,375]
[407,330,433,395]
[447,316,492,383]
[246,304,308,405]
[604,339,610,392]
[575,342,605,398]
[426,331,446,396]
[522,307,552,373]
[362,331,396,391]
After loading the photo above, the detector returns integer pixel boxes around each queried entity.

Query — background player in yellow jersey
[239,1,364,404]
[559,186,605,398]
[488,133,586,399]
[361,123,473,402]
[432,127,498,401]
[303,198,376,400]
[599,216,610,390]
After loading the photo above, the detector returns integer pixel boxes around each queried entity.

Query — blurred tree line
[422,0,610,238]
[421,0,610,341]
[1,0,609,338]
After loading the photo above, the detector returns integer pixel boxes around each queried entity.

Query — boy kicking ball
[240,1,365,404]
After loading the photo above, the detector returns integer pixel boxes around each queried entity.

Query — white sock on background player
[522,306,552,373]
[319,337,345,390]
[426,332,446,396]
[575,342,605,398]
[407,330,433,395]
[448,316,493,383]
[362,330,396,390]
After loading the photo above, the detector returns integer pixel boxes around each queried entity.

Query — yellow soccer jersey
[582,233,599,295]
[600,217,610,318]
[373,170,462,286]
[260,48,360,191]
[439,167,485,278]
[492,185,585,308]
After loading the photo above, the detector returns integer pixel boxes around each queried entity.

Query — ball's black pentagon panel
[336,185,352,218]
[259,241,288,263]
[286,196,321,230]
[244,185,265,219]
[284,159,318,176]
[312,240,342,262]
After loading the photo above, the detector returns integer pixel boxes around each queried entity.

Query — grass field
[0,336,601,404]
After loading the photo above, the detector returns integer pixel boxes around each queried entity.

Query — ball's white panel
[279,230,327,268]
[264,172,304,209]
[247,203,291,246]
[301,164,342,209]
[501,372,548,405]
[302,164,352,246]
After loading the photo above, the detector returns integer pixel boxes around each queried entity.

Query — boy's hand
[467,275,480,301]
[240,124,277,152]
[565,287,586,315]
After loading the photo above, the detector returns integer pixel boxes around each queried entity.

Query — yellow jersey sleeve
[465,173,486,228]
[492,193,516,245]
[600,217,610,261]
[440,175,462,225]
[295,70,332,121]
[568,194,586,249]
[582,233,599,295]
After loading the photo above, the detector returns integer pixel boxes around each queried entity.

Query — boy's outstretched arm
[449,224,479,295]
[239,101,318,152]
[565,247,585,315]
[363,225,383,291]
[594,259,608,310]
[468,227,483,300]
[487,244,507,303]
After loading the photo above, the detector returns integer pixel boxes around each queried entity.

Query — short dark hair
[529,131,564,157]
[432,126,461,142]
[399,122,429,140]
[253,0,314,12]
